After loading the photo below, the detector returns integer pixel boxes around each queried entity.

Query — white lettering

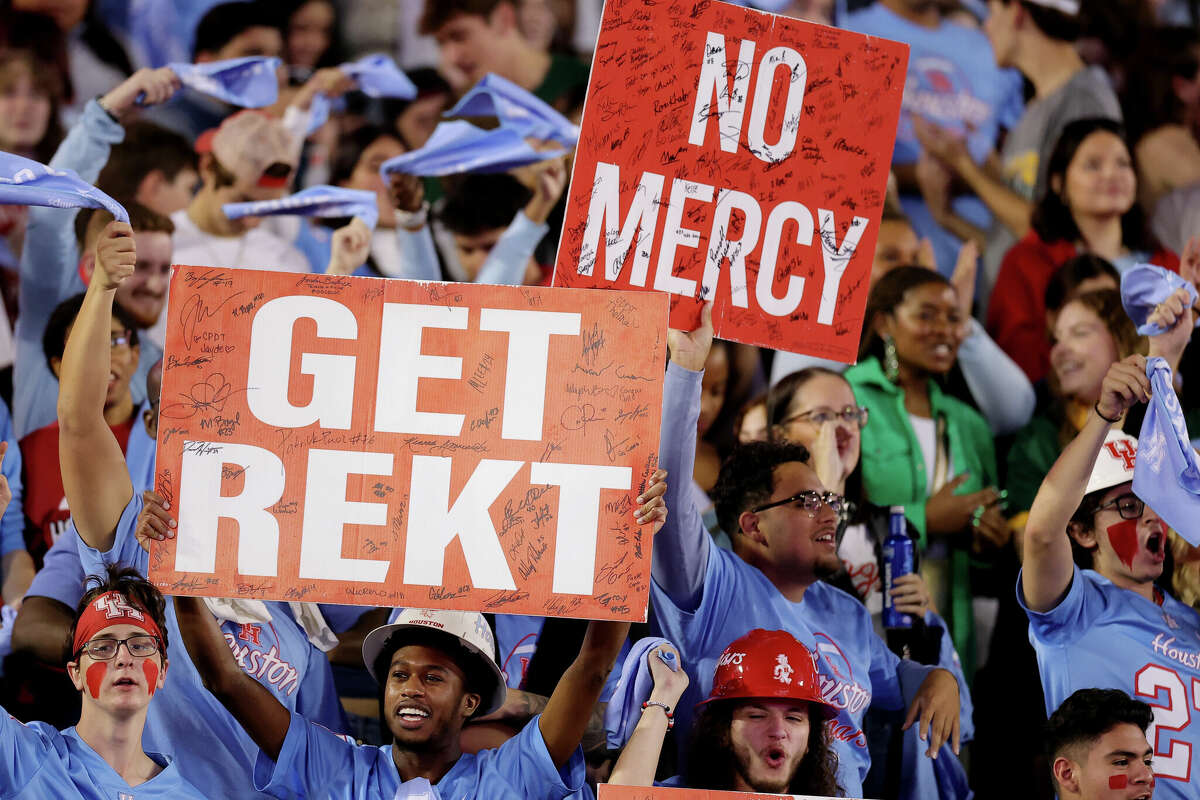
[375,303,467,436]
[298,449,392,583]
[688,32,755,154]
[578,162,665,284]
[246,297,357,429]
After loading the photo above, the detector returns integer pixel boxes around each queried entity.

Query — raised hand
[636,469,668,535]
[135,490,176,554]
[100,67,181,117]
[950,239,979,336]
[93,221,136,290]
[646,642,689,705]
[1095,355,1151,423]
[389,172,426,217]
[326,217,372,276]
[523,155,569,224]
[666,301,714,372]
[1146,286,1196,370]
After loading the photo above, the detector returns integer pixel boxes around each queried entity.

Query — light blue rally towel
[379,121,565,178]
[1134,356,1200,546]
[223,185,379,230]
[165,56,282,108]
[0,151,128,221]
[446,73,579,147]
[1119,263,1200,336]
[603,636,679,749]
[308,54,418,134]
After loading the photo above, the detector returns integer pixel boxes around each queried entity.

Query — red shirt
[19,417,134,565]
[986,232,1179,384]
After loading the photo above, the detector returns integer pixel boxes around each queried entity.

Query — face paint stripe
[85,662,107,700]
[142,661,159,697]
[1106,518,1139,569]
[1109,774,1128,790]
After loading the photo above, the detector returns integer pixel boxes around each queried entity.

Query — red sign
[150,267,667,620]
[554,0,907,362]
[597,785,860,800]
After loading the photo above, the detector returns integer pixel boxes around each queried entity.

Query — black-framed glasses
[76,634,160,661]
[1095,493,1145,520]
[752,490,846,518]
[781,406,869,429]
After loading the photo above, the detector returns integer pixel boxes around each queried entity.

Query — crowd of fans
[0,0,1197,798]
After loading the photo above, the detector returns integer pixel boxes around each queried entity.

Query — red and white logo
[1104,439,1137,472]
[95,593,146,622]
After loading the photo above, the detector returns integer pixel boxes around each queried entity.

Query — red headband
[73,591,163,657]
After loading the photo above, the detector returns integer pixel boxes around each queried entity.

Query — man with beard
[608,629,841,795]
[652,303,961,797]
[1021,289,1199,799]
[1046,689,1155,800]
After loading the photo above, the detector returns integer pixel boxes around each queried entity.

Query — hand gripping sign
[597,785,865,799]
[554,0,908,362]
[151,267,667,620]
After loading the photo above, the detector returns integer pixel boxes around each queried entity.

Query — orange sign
[150,266,667,620]
[597,786,860,800]
[554,0,908,362]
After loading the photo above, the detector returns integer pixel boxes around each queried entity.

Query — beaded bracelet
[642,700,674,730]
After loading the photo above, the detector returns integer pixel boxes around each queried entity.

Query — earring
[883,335,899,382]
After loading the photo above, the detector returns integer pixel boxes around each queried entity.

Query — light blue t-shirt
[652,544,932,798]
[844,4,1024,279]
[254,711,585,800]
[0,718,206,799]
[1020,567,1200,798]
[0,398,24,556]
[76,494,349,799]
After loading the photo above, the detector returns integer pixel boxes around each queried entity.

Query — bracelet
[1094,403,1121,424]
[642,700,674,729]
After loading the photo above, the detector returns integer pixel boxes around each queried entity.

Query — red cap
[700,629,837,719]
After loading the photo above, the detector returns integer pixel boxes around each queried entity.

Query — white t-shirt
[150,209,312,347]
[839,522,883,620]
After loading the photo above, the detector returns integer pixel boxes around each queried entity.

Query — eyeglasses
[110,332,133,350]
[76,634,160,661]
[1095,493,1145,520]
[781,406,869,429]
[752,490,846,518]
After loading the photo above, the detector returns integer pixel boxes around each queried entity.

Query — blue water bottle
[882,505,914,629]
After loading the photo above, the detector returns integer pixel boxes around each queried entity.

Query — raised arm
[608,643,689,786]
[652,303,714,609]
[57,222,136,551]
[538,619,630,768]
[174,594,291,760]
[475,157,566,286]
[1022,357,1148,611]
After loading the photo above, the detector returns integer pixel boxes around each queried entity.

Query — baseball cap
[206,111,298,189]
[698,629,837,720]
[1085,429,1138,496]
[361,608,506,717]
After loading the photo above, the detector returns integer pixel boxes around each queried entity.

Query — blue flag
[307,54,417,134]
[223,185,378,230]
[603,637,677,749]
[379,120,565,178]
[0,151,128,221]
[1120,263,1200,336]
[167,56,282,108]
[446,73,579,146]
[1134,357,1200,546]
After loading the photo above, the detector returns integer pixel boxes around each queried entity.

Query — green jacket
[845,356,998,673]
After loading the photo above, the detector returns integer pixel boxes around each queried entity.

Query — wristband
[1094,403,1121,424]
[394,203,429,231]
[642,700,674,729]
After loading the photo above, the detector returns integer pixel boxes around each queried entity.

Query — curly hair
[712,440,811,538]
[69,564,170,662]
[685,700,841,796]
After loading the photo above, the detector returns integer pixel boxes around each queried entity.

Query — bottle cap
[889,505,905,515]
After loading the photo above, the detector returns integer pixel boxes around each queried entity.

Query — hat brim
[695,693,839,721]
[361,622,507,717]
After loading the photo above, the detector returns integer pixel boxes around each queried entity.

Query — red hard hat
[699,629,837,720]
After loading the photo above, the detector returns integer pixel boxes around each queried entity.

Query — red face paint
[142,661,159,697]
[1109,774,1128,790]
[85,662,107,700]
[1106,519,1140,569]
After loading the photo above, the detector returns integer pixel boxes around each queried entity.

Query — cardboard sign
[597,786,862,800]
[554,0,907,362]
[150,266,667,620]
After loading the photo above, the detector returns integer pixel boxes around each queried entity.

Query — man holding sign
[654,304,961,797]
